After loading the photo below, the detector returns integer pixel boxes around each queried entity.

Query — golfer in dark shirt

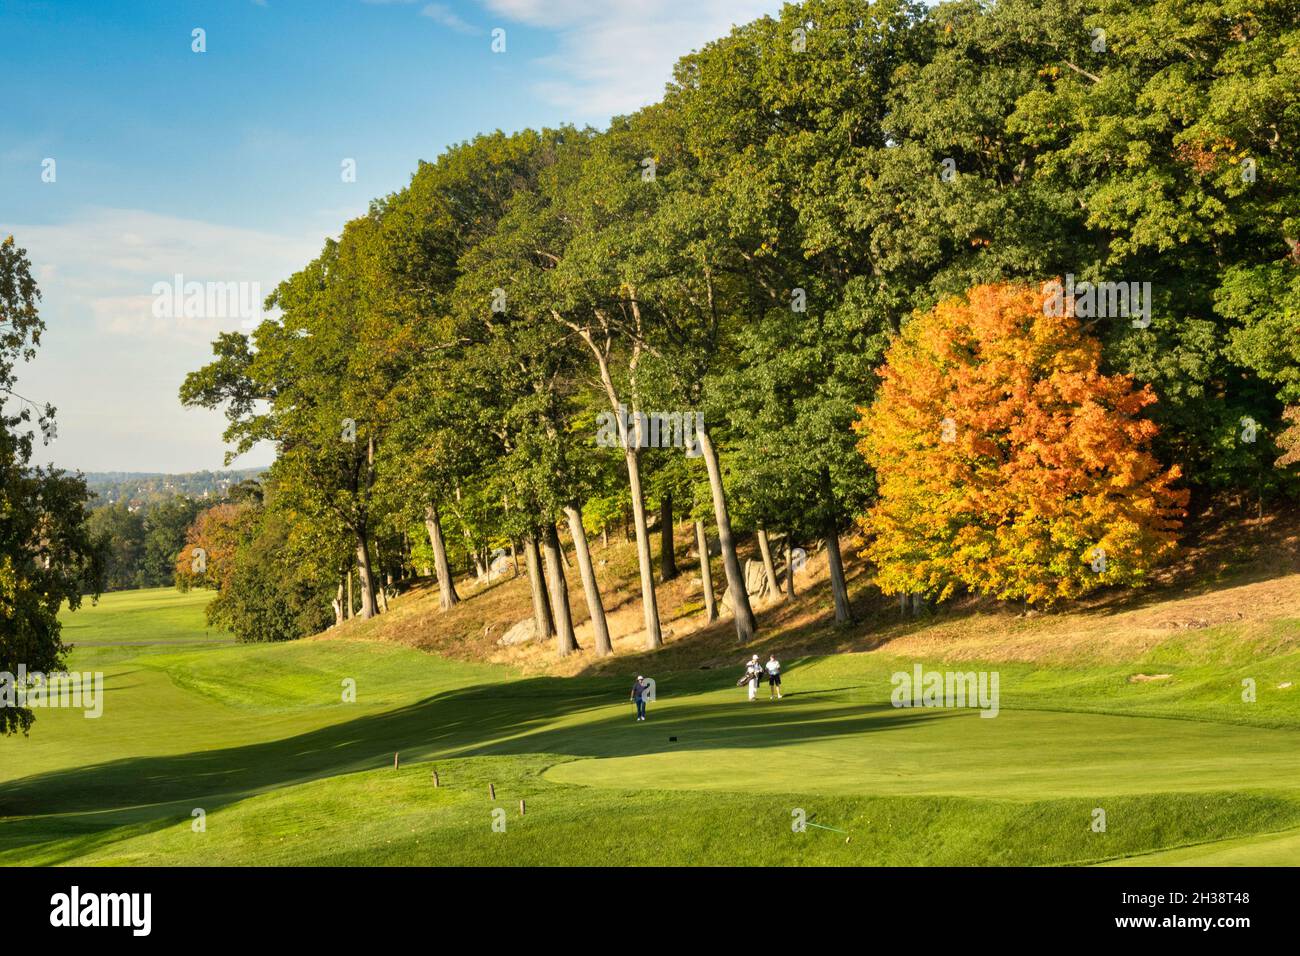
[631,676,650,721]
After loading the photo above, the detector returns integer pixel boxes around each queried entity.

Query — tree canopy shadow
[0,671,939,855]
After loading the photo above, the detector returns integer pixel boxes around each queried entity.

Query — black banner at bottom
[0,866,1288,941]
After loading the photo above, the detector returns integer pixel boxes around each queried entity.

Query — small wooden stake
[394,752,400,769]
[519,799,526,816]
[489,783,496,799]
[431,770,440,787]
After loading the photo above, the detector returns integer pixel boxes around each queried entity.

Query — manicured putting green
[545,701,1300,799]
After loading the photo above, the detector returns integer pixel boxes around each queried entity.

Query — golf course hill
[328,503,1300,684]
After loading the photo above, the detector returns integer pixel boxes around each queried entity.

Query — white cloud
[479,0,779,116]
[360,0,778,116]
[1,208,319,471]
[421,2,479,33]
[5,208,321,342]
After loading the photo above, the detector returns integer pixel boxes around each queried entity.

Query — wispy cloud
[2,209,320,471]
[421,2,480,34]
[361,0,780,118]
[480,0,778,116]
[5,208,321,341]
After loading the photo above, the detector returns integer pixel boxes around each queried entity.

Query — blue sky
[1,0,779,472]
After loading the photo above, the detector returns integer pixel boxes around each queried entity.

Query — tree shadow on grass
[0,672,938,851]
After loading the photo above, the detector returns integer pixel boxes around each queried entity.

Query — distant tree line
[175,481,337,642]
[82,477,266,592]
[83,468,264,509]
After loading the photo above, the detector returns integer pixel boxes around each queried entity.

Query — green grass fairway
[2,588,1299,866]
[544,706,1300,799]
[58,587,233,647]
[1102,826,1300,866]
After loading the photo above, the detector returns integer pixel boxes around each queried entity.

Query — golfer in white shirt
[766,654,782,700]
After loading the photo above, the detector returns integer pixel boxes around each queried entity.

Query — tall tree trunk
[372,546,388,614]
[454,504,482,581]
[452,482,478,581]
[565,505,611,656]
[695,520,718,623]
[576,326,662,648]
[623,446,663,649]
[524,532,555,638]
[346,567,354,620]
[510,539,519,576]
[354,534,379,619]
[660,491,679,581]
[602,526,608,550]
[332,575,345,627]
[424,502,460,611]
[756,528,780,602]
[821,472,853,625]
[697,425,756,642]
[785,532,797,599]
[542,522,578,656]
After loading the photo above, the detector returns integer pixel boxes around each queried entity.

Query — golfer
[630,675,650,721]
[745,654,762,702]
[766,654,782,700]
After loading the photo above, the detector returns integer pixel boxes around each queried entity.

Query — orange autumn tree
[174,502,248,595]
[854,283,1188,607]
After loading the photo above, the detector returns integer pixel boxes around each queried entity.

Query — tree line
[85,477,265,592]
[174,0,1298,652]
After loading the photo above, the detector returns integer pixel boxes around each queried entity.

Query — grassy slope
[3,508,1298,867]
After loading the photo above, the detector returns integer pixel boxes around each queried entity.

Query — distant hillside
[83,468,266,509]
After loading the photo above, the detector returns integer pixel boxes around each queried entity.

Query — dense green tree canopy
[180,0,1300,656]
